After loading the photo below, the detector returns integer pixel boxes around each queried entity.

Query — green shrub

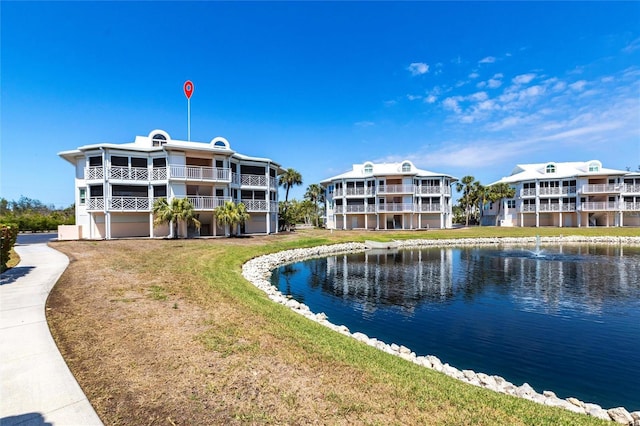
[1,223,19,272]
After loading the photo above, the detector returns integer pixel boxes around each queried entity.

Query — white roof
[321,161,457,184]
[491,160,628,185]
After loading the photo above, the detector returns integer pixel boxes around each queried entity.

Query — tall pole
[183,80,194,141]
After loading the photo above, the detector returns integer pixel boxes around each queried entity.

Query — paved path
[1,234,102,425]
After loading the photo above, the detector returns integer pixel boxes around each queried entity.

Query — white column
[149,213,154,237]
[266,212,270,234]
[105,212,111,239]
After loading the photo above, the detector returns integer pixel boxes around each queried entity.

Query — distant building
[321,161,457,230]
[483,160,640,227]
[58,129,284,239]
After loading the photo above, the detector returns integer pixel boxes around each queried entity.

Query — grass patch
[46,227,636,424]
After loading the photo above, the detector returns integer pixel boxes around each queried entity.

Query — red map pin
[184,80,194,99]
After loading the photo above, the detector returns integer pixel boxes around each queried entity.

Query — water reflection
[271,244,640,410]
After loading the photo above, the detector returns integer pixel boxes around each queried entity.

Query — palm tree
[279,168,303,203]
[214,201,250,237]
[304,183,325,227]
[474,183,490,226]
[489,183,516,226]
[153,197,201,238]
[455,175,477,226]
[278,168,303,230]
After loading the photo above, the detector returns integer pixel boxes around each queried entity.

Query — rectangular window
[507,200,516,209]
[153,157,166,167]
[79,188,86,205]
[111,156,128,167]
[88,156,103,166]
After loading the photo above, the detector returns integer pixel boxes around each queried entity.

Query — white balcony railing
[520,204,536,212]
[152,168,167,180]
[417,204,442,212]
[520,188,536,197]
[344,187,374,196]
[581,202,617,211]
[415,186,443,195]
[622,202,640,211]
[378,203,414,212]
[231,173,273,187]
[187,196,231,210]
[581,184,621,194]
[562,203,577,212]
[169,165,230,182]
[334,205,376,214]
[623,184,640,194]
[378,184,415,194]
[86,167,104,180]
[108,166,149,181]
[539,203,561,212]
[110,197,151,211]
[539,187,562,196]
[239,200,278,212]
[87,197,105,210]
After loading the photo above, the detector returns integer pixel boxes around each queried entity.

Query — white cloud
[469,72,480,79]
[469,91,488,102]
[425,95,438,104]
[442,96,462,113]
[408,62,429,76]
[479,56,496,64]
[407,94,422,101]
[622,37,640,53]
[569,80,587,91]
[487,78,502,89]
[354,121,375,128]
[512,73,536,85]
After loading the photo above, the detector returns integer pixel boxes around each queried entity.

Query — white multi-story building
[59,129,284,239]
[321,161,457,230]
[484,160,640,227]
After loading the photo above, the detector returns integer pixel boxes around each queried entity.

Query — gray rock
[608,407,634,424]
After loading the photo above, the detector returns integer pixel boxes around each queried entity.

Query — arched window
[364,163,373,174]
[546,164,556,174]
[152,134,167,147]
[210,137,230,149]
[402,162,411,172]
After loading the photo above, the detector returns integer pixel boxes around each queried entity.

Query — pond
[270,243,640,411]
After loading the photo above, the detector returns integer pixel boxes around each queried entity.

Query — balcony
[86,167,104,180]
[378,184,414,194]
[623,184,640,194]
[343,187,374,197]
[520,188,536,197]
[622,202,640,211]
[108,166,149,181]
[581,184,621,194]
[169,165,231,182]
[334,205,376,214]
[581,201,617,211]
[539,187,570,196]
[562,203,577,212]
[87,197,105,211]
[241,199,278,212]
[520,204,536,213]
[417,204,442,212]
[187,196,231,210]
[415,186,446,195]
[378,203,414,213]
[539,203,561,212]
[231,173,276,188]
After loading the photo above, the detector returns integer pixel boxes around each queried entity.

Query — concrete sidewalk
[1,238,102,425]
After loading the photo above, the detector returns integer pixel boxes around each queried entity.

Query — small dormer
[211,137,230,150]
[401,161,413,173]
[545,163,556,174]
[363,162,373,174]
[587,160,601,173]
[149,129,170,147]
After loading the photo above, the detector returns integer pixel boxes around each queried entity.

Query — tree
[278,168,303,230]
[304,183,325,227]
[488,183,516,226]
[214,201,250,237]
[455,176,477,226]
[474,183,490,226]
[279,168,303,203]
[152,197,201,238]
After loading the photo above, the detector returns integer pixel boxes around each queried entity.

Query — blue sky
[2,1,639,207]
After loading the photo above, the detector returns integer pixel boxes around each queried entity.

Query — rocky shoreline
[242,236,640,424]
